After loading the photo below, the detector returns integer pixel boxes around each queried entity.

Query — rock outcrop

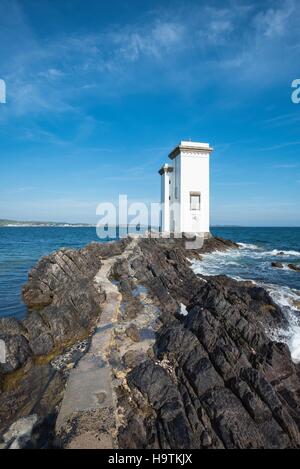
[271,262,300,272]
[112,238,300,449]
[288,263,300,272]
[1,234,300,449]
[0,241,128,433]
[271,262,284,269]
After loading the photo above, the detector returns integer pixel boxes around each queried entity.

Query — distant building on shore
[159,140,213,236]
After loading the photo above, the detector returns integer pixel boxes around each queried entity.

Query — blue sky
[0,0,299,226]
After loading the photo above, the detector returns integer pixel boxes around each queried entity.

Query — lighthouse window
[190,193,200,210]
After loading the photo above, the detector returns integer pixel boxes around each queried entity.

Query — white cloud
[1,0,300,119]
[274,163,299,169]
[254,1,294,38]
[259,141,300,151]
[260,113,300,128]
[38,68,65,80]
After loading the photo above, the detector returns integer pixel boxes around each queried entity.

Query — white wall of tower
[159,141,212,235]
[179,151,210,233]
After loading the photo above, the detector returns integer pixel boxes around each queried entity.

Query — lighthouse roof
[158,163,173,175]
[168,140,213,160]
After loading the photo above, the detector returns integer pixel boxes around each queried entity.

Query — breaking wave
[192,243,300,364]
[238,242,259,250]
[267,249,300,257]
[259,282,300,364]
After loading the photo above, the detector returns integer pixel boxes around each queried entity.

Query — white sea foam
[289,329,300,364]
[195,247,300,275]
[238,242,300,259]
[264,283,300,310]
[231,275,256,283]
[242,248,300,259]
[191,247,300,364]
[267,249,300,257]
[233,277,300,364]
[247,280,300,364]
[191,248,243,277]
[238,242,259,250]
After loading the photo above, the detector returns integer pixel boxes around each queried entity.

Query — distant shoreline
[0,219,93,227]
[0,224,96,228]
[1,224,300,229]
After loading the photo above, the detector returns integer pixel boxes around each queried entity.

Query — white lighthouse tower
[159,140,213,236]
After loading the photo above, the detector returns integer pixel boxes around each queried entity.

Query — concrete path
[55,239,137,449]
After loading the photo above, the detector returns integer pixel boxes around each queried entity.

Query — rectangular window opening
[190,192,201,210]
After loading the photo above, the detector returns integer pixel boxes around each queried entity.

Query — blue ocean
[0,226,300,361]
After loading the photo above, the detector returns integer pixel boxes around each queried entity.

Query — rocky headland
[1,235,300,449]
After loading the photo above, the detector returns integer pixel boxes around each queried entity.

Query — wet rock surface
[271,262,284,269]
[113,237,300,449]
[1,235,300,448]
[288,263,300,272]
[271,261,300,272]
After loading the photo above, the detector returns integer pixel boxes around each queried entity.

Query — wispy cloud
[38,68,66,80]
[274,163,299,169]
[260,113,300,128]
[259,141,300,151]
[254,0,294,38]
[1,0,300,121]
[0,186,36,196]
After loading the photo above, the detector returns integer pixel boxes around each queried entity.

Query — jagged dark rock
[1,235,299,449]
[272,262,284,269]
[113,238,300,449]
[288,263,300,272]
[272,262,300,272]
[0,240,130,375]
[0,240,128,435]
